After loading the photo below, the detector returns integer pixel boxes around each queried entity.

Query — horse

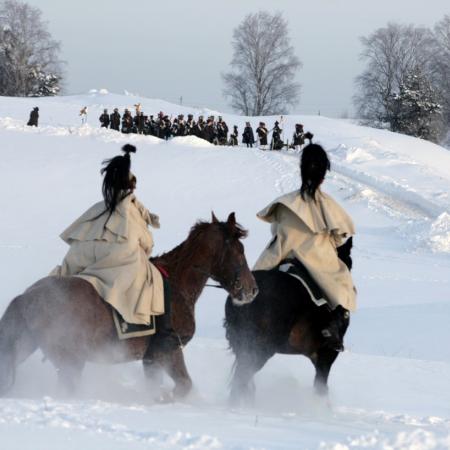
[0,212,258,399]
[224,237,353,405]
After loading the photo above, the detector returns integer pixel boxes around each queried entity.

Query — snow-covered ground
[0,92,449,449]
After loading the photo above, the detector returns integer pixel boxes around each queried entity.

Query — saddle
[113,309,157,340]
[113,266,170,340]
[278,259,329,308]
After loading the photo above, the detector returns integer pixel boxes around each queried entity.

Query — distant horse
[0,213,258,399]
[224,238,353,405]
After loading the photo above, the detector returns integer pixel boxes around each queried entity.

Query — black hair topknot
[122,144,136,155]
[100,144,136,215]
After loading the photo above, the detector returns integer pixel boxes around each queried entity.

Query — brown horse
[0,212,257,399]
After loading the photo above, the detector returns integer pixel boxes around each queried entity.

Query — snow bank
[89,88,109,95]
[429,213,450,253]
[1,92,450,450]
[170,135,214,148]
[321,429,450,450]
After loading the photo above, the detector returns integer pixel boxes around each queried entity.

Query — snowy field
[0,92,449,449]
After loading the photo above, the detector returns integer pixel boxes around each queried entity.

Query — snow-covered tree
[222,11,301,116]
[0,0,63,97]
[430,15,450,129]
[388,67,442,142]
[354,23,435,128]
[27,66,61,96]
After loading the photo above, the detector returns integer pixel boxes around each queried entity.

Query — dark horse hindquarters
[224,238,353,405]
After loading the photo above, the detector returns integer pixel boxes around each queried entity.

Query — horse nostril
[252,287,259,297]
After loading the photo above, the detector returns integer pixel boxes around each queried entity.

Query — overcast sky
[26,0,449,117]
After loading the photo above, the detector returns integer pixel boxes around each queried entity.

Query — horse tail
[0,294,37,395]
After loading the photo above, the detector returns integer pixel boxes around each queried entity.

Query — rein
[192,265,225,290]
[205,283,224,289]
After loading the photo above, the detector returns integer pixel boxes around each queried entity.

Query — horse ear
[226,212,236,228]
[211,211,219,223]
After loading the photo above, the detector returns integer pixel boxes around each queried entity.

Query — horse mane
[152,219,248,271]
[183,219,248,241]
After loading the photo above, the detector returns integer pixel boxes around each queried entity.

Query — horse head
[210,212,258,306]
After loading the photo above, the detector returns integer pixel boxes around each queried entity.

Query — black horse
[224,238,353,405]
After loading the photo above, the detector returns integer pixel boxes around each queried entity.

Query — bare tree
[354,23,435,128]
[222,11,301,116]
[0,0,63,96]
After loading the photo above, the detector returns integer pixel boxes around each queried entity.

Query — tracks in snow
[254,147,441,223]
[1,398,450,450]
[0,398,222,450]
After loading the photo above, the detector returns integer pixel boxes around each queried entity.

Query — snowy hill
[0,92,449,449]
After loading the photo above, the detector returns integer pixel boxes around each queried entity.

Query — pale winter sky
[26,0,449,117]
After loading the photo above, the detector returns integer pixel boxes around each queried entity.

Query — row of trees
[0,2,447,144]
[354,17,450,142]
[223,12,450,144]
[0,0,62,97]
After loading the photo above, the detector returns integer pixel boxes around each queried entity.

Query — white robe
[254,189,357,311]
[51,195,164,325]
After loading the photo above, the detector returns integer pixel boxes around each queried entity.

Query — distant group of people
[99,105,314,150]
[26,104,312,150]
[243,121,313,150]
[98,105,233,146]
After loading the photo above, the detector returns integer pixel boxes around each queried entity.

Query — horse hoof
[314,382,329,397]
[228,395,240,409]
[155,390,175,404]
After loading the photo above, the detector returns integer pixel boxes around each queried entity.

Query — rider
[253,144,356,350]
[51,144,165,326]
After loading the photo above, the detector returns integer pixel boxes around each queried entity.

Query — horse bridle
[195,238,244,293]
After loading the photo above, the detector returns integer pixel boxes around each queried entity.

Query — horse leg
[311,348,339,396]
[0,295,38,395]
[55,354,85,395]
[154,347,192,400]
[230,350,272,407]
[42,338,87,396]
[142,357,164,390]
[0,331,37,396]
[0,345,14,394]
[230,355,257,407]
[142,314,181,394]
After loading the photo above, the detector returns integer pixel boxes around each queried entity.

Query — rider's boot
[143,277,181,363]
[143,311,181,363]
